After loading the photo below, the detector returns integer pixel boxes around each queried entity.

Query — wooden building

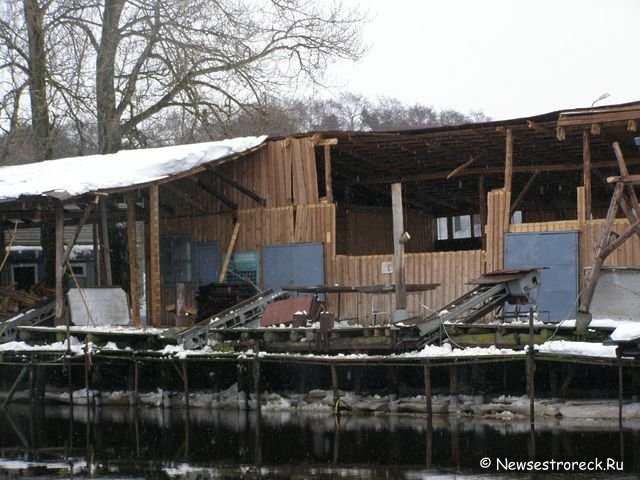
[2,102,640,327]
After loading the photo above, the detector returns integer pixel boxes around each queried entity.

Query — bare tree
[40,0,363,153]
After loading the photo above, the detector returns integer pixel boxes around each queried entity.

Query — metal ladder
[178,289,288,350]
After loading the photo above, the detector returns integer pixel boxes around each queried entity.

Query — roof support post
[479,175,487,251]
[324,145,333,203]
[504,128,513,193]
[583,129,592,220]
[54,200,64,322]
[391,182,407,320]
[148,184,161,327]
[99,198,112,286]
[127,191,141,327]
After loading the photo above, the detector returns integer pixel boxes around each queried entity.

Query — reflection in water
[0,404,638,479]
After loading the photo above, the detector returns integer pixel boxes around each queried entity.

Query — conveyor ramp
[413,269,540,344]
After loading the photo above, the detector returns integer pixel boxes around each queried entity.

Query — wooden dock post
[449,366,458,406]
[331,364,339,404]
[423,364,432,418]
[134,360,139,407]
[253,352,261,415]
[182,360,189,412]
[527,308,536,460]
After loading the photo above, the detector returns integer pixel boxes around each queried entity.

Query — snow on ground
[397,343,522,358]
[0,336,86,354]
[536,340,616,358]
[610,322,640,342]
[0,136,266,200]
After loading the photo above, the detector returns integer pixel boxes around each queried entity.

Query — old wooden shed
[2,101,640,326]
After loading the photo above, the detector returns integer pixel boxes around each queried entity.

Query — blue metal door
[263,243,324,291]
[195,241,219,286]
[505,231,578,322]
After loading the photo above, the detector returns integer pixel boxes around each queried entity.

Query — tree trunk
[96,0,125,154]
[23,0,51,161]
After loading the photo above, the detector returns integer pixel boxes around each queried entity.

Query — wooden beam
[55,200,64,322]
[206,167,266,207]
[162,182,210,214]
[127,192,141,327]
[99,198,112,286]
[148,185,161,327]
[479,175,487,251]
[447,152,484,179]
[509,173,538,216]
[613,142,640,219]
[350,157,640,186]
[61,196,99,267]
[188,176,238,210]
[583,130,592,220]
[316,138,338,146]
[579,182,625,314]
[324,145,333,203]
[504,128,513,192]
[391,183,406,313]
[218,222,241,282]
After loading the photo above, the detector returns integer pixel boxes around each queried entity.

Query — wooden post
[93,221,101,286]
[449,366,458,406]
[99,198,112,286]
[127,192,140,326]
[253,352,261,415]
[54,200,64,322]
[423,364,432,417]
[218,222,240,282]
[583,129,592,220]
[148,185,161,327]
[331,364,339,404]
[324,145,333,203]
[479,175,487,251]
[0,222,5,286]
[182,360,189,412]
[527,308,535,423]
[579,182,624,317]
[391,182,407,315]
[134,360,139,407]
[176,282,186,326]
[504,128,513,193]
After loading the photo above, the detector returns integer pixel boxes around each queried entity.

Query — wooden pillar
[391,182,407,314]
[449,366,458,405]
[148,185,161,327]
[331,364,339,404]
[324,145,333,203]
[99,198,112,286]
[182,361,189,412]
[583,129,592,220]
[127,192,140,326]
[54,200,64,322]
[423,364,432,417]
[93,221,101,286]
[0,222,5,286]
[504,128,513,193]
[527,309,535,423]
[479,175,487,251]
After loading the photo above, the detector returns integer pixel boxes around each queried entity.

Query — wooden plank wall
[485,189,510,272]
[336,206,436,255]
[509,220,579,233]
[159,203,335,324]
[331,250,485,325]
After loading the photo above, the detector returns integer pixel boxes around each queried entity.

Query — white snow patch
[0,136,266,200]
[398,343,522,358]
[0,336,87,354]
[611,323,640,342]
[536,341,616,358]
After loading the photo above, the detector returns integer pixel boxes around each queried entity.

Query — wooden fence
[330,250,485,325]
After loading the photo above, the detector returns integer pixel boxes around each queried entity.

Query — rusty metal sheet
[261,295,317,327]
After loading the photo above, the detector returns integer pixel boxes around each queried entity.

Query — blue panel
[505,231,578,322]
[263,243,324,292]
[195,241,219,286]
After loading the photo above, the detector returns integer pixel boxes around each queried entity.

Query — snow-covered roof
[0,136,267,202]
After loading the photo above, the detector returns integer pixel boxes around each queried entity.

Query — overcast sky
[325,0,640,120]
